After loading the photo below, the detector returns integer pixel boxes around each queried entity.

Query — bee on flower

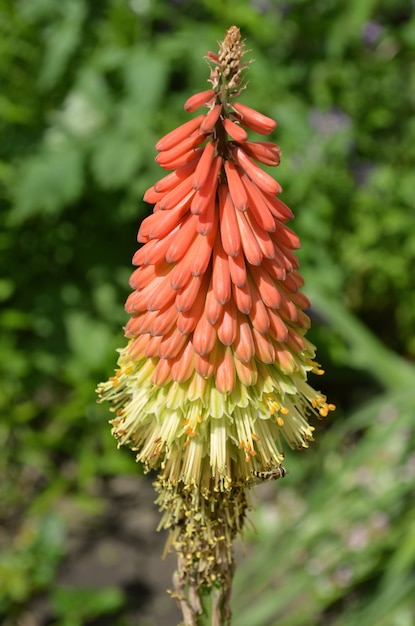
[97,25,334,622]
[251,464,288,483]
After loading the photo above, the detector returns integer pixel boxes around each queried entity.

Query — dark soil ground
[24,475,182,626]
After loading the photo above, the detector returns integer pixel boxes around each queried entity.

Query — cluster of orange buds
[98,25,334,492]
[126,63,308,397]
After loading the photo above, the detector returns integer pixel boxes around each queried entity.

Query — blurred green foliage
[1,0,414,624]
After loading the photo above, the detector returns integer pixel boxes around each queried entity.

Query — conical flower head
[98,25,334,518]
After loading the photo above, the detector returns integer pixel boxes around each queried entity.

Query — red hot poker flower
[97,26,334,600]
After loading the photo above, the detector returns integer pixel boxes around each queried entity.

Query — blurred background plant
[1,0,414,624]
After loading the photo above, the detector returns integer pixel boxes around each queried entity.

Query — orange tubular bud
[274,345,297,373]
[267,308,289,343]
[156,115,205,151]
[217,298,238,346]
[251,328,275,364]
[286,327,307,352]
[147,277,177,311]
[129,263,158,290]
[222,118,248,142]
[176,289,206,334]
[193,140,216,190]
[233,147,282,196]
[232,102,277,135]
[175,273,206,313]
[204,279,223,325]
[228,252,247,288]
[288,287,311,310]
[170,341,195,383]
[193,314,217,356]
[127,332,150,358]
[169,245,198,291]
[281,273,299,295]
[249,298,271,336]
[249,264,281,309]
[145,334,163,358]
[133,227,178,265]
[244,210,275,260]
[240,172,276,233]
[139,190,193,241]
[125,279,162,313]
[165,214,198,263]
[271,242,299,273]
[151,304,178,336]
[191,155,222,215]
[234,209,263,266]
[212,231,231,305]
[156,146,204,171]
[156,134,206,167]
[278,292,299,322]
[272,221,301,250]
[233,315,255,363]
[235,358,258,386]
[158,173,196,211]
[124,288,154,316]
[218,184,241,257]
[241,141,281,166]
[184,89,216,112]
[215,346,235,395]
[297,310,311,329]
[248,278,271,334]
[129,261,168,291]
[261,256,286,282]
[191,225,217,276]
[159,328,189,359]
[291,270,305,289]
[224,161,248,211]
[264,194,294,221]
[151,357,172,386]
[232,281,252,314]
[136,309,158,334]
[196,195,217,236]
[154,161,198,193]
[143,186,165,204]
[200,104,222,132]
[194,351,215,379]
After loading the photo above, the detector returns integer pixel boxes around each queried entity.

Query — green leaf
[38,1,87,90]
[51,586,124,626]
[91,130,142,189]
[11,144,84,223]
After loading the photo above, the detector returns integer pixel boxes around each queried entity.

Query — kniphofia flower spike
[98,26,334,623]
